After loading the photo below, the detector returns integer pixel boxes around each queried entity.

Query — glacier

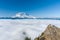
[0,19,60,40]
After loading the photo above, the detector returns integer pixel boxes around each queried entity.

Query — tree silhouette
[25,37,31,40]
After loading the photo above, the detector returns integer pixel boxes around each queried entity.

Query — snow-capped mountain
[12,12,36,18]
[0,12,36,19]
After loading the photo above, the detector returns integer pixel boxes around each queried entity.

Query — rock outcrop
[35,24,60,40]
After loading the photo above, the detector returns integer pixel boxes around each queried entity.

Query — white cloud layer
[0,19,60,40]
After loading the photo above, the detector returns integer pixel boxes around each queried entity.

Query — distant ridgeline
[0,12,60,20]
[0,17,60,20]
[0,17,35,19]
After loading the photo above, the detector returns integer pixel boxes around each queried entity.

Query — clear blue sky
[0,0,60,17]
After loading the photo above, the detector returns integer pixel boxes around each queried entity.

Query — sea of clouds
[0,19,60,40]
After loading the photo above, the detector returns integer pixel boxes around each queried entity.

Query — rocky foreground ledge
[34,24,60,40]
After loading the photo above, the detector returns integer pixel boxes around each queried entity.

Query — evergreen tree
[25,37,31,40]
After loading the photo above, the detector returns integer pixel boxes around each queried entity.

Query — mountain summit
[13,12,36,18]
[35,24,60,40]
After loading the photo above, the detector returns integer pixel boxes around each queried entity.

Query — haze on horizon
[0,0,60,17]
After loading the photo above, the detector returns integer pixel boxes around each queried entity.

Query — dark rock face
[35,24,60,40]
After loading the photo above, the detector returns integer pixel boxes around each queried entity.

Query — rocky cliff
[35,24,60,40]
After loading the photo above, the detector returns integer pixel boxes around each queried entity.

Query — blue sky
[0,0,60,17]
